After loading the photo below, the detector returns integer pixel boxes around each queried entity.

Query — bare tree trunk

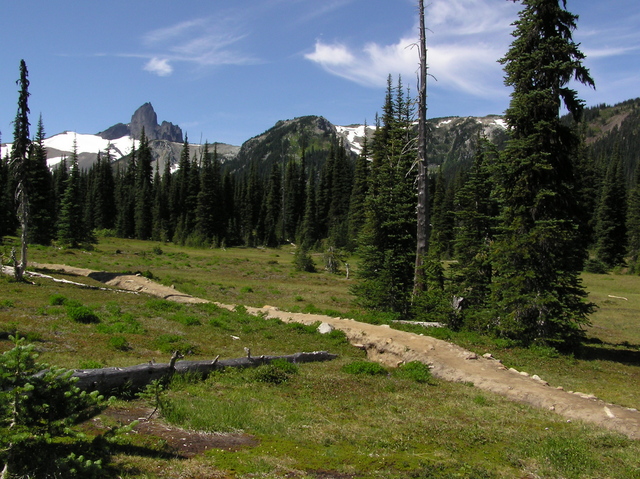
[413,0,429,297]
[68,351,338,394]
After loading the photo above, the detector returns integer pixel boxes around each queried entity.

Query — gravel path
[29,263,640,439]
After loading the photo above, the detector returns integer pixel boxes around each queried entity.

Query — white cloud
[304,0,520,98]
[144,57,174,76]
[139,16,258,76]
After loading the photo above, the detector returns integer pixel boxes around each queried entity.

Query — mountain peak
[98,103,183,143]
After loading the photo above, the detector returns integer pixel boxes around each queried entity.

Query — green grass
[2,236,640,478]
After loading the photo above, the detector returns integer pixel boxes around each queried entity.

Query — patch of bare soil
[28,263,640,440]
[97,406,258,458]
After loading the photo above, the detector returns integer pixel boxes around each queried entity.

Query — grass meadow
[1,236,639,478]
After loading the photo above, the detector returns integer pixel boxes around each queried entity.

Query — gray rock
[317,322,335,335]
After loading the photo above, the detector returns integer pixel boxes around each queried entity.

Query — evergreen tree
[134,128,154,240]
[429,168,455,259]
[451,138,499,315]
[594,147,627,268]
[262,162,282,247]
[51,156,68,221]
[300,170,319,248]
[153,156,173,241]
[115,145,136,238]
[26,116,55,245]
[57,143,91,247]
[627,165,640,272]
[347,122,370,251]
[283,156,305,242]
[490,0,596,345]
[353,76,417,315]
[195,143,222,245]
[327,139,353,248]
[9,60,31,280]
[92,147,116,230]
[0,143,17,238]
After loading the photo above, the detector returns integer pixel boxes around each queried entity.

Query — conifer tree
[195,143,222,245]
[429,168,455,259]
[490,0,596,344]
[327,139,353,248]
[134,128,153,240]
[594,147,627,268]
[451,138,499,313]
[347,122,370,251]
[26,116,55,245]
[57,143,90,247]
[263,162,282,247]
[300,170,319,248]
[115,145,136,238]
[353,77,417,315]
[9,60,31,280]
[0,148,15,238]
[627,166,640,272]
[51,156,68,220]
[283,156,305,242]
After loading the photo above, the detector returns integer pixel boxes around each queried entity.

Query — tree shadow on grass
[577,337,640,366]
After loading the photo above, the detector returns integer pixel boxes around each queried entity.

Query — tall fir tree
[9,60,31,280]
[429,168,456,259]
[57,142,92,247]
[1,143,18,238]
[195,143,222,245]
[26,116,55,245]
[594,146,627,268]
[262,162,282,247]
[327,139,353,248]
[490,0,596,345]
[451,138,499,315]
[353,76,417,315]
[347,122,370,251]
[134,128,154,240]
[627,165,640,272]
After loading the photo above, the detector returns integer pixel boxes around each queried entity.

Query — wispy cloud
[137,16,259,76]
[305,0,520,97]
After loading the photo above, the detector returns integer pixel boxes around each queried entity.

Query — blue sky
[1,0,639,147]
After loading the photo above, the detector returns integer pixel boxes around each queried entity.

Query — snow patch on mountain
[45,132,139,167]
[335,124,376,156]
[2,131,139,168]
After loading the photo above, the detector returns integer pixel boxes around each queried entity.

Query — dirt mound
[28,263,640,440]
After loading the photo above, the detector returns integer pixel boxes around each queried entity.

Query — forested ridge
[2,1,639,347]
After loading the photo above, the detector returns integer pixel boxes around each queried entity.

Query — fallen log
[71,351,338,394]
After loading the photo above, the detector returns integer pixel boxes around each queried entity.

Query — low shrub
[252,359,299,384]
[342,361,388,376]
[67,305,100,324]
[393,361,433,383]
[108,335,130,351]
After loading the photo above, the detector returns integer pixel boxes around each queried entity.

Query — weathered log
[71,351,338,394]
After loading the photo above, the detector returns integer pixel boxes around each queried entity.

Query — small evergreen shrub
[252,359,299,384]
[293,246,316,272]
[108,335,130,351]
[49,293,68,306]
[0,337,109,478]
[584,258,609,274]
[393,361,432,383]
[67,305,100,324]
[342,361,388,376]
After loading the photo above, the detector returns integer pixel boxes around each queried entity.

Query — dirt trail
[30,263,640,439]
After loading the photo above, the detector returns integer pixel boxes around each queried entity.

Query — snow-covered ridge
[335,124,376,155]
[45,132,139,167]
[1,131,139,168]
